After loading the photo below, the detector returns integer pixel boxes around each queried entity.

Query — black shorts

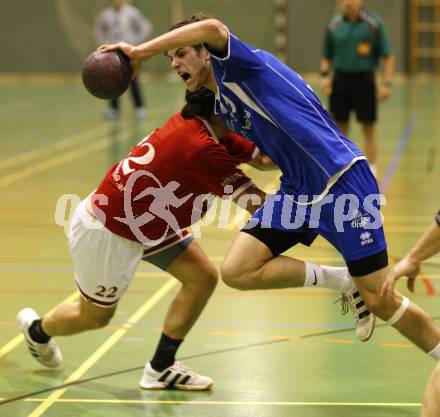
[241,223,388,277]
[330,72,377,123]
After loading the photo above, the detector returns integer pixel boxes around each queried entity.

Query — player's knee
[199,269,219,295]
[363,291,406,323]
[220,267,252,291]
[220,264,239,288]
[180,268,218,299]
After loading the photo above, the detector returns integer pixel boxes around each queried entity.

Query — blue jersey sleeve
[205,29,266,76]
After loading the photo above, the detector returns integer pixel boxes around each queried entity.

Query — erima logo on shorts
[360,231,374,246]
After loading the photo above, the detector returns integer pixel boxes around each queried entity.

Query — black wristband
[436,210,440,226]
[320,70,330,77]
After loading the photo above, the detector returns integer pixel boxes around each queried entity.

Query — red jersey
[93,113,256,244]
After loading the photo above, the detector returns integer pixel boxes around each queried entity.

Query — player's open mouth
[178,72,192,82]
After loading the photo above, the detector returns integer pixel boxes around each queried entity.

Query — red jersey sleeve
[186,139,254,197]
[219,132,258,164]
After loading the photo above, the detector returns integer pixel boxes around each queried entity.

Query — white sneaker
[17,308,62,368]
[105,108,119,120]
[340,288,376,342]
[140,361,213,391]
[135,107,147,120]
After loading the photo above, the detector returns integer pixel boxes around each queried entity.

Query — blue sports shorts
[245,160,387,270]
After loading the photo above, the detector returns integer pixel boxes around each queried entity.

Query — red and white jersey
[92,113,256,244]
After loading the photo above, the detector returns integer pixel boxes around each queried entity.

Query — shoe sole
[140,384,167,390]
[174,382,213,391]
[140,382,213,391]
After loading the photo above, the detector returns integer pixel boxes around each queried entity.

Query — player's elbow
[203,19,228,48]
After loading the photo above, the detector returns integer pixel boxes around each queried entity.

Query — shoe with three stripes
[140,361,213,391]
[17,308,62,368]
[340,287,376,342]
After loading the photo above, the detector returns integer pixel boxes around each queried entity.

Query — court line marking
[0,94,430,406]
[380,112,416,192]
[22,398,421,407]
[0,114,169,188]
[0,272,170,359]
[0,98,36,116]
[0,135,126,187]
[0,123,120,171]
[0,291,79,359]
[5,317,440,406]
[0,97,182,174]
[25,278,178,417]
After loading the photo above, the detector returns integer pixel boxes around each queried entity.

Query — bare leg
[421,361,440,417]
[146,240,218,378]
[163,240,218,339]
[221,233,440,350]
[42,297,116,336]
[354,267,440,352]
[221,232,306,290]
[361,122,378,165]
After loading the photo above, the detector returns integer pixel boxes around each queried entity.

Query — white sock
[304,262,353,292]
[428,342,440,360]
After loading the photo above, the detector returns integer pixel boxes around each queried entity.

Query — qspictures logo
[54,171,385,246]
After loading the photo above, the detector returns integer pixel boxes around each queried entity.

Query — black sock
[150,333,183,372]
[28,319,51,343]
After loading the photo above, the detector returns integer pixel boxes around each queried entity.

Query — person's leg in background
[330,72,351,137]
[106,97,119,120]
[130,77,147,119]
[361,121,379,175]
[356,73,379,176]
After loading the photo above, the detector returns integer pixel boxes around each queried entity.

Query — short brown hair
[169,13,213,51]
[181,88,215,120]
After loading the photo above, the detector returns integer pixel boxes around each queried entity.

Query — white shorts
[69,200,144,307]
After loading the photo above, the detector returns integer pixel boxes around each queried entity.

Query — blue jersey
[208,31,364,199]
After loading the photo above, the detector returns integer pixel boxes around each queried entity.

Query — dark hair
[168,13,213,51]
[181,88,215,120]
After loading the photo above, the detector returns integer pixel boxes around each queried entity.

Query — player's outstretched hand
[380,256,420,299]
[98,42,142,78]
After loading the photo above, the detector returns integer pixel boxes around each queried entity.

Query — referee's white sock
[304,262,352,292]
[428,342,440,360]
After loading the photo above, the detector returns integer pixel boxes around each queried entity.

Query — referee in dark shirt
[320,0,395,177]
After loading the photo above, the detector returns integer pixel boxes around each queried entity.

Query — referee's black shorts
[330,71,377,123]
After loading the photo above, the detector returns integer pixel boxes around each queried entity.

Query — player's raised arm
[99,18,229,63]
